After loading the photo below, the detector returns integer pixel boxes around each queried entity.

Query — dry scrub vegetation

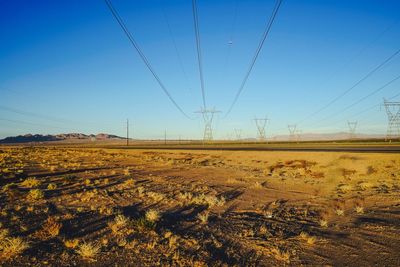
[0,146,399,265]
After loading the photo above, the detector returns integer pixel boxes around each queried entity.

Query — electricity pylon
[195,107,220,142]
[347,121,358,140]
[234,128,242,140]
[288,124,297,141]
[296,129,302,142]
[254,117,268,141]
[383,99,400,141]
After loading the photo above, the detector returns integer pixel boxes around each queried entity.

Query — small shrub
[197,212,209,224]
[76,242,100,261]
[335,208,344,216]
[44,217,62,237]
[47,183,57,190]
[21,177,40,188]
[27,189,44,200]
[64,239,79,249]
[319,219,328,227]
[0,236,29,260]
[145,209,160,222]
[355,206,364,214]
[123,178,135,187]
[108,215,130,235]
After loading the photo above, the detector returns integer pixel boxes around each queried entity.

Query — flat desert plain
[0,146,400,266]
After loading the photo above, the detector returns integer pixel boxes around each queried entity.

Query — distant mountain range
[0,133,125,143]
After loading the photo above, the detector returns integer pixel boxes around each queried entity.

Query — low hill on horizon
[0,133,125,144]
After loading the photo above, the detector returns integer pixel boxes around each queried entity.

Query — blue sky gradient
[1,0,399,139]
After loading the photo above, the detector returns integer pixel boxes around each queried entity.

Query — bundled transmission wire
[192,0,207,108]
[297,47,400,125]
[105,0,193,119]
[224,0,283,117]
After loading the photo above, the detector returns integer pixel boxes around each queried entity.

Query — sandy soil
[0,146,399,266]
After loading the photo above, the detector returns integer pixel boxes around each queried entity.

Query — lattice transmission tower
[288,124,297,141]
[254,117,269,141]
[383,99,400,141]
[234,128,242,140]
[347,121,358,140]
[195,108,220,142]
[296,129,302,142]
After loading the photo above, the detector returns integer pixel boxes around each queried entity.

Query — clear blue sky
[1,0,399,139]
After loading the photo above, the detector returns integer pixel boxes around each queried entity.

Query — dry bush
[27,189,44,201]
[271,247,290,263]
[189,194,225,207]
[47,183,57,190]
[197,211,209,224]
[64,239,79,249]
[137,186,145,197]
[75,242,100,261]
[145,209,160,222]
[146,191,165,202]
[108,215,131,235]
[38,217,62,239]
[299,232,316,245]
[0,230,29,261]
[123,178,135,187]
[335,208,344,216]
[21,177,41,188]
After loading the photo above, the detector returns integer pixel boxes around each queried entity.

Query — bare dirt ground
[1,145,400,266]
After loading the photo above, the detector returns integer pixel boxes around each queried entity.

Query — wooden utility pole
[126,119,129,146]
[164,129,167,145]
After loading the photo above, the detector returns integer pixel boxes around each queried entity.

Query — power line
[308,91,400,132]
[313,73,400,125]
[160,1,191,94]
[298,47,400,125]
[224,0,283,117]
[192,0,207,108]
[0,118,72,130]
[0,105,71,123]
[104,0,193,119]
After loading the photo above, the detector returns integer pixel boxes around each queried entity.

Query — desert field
[0,145,400,266]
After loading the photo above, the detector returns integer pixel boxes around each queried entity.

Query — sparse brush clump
[0,229,29,261]
[123,178,135,187]
[271,247,290,263]
[64,239,79,249]
[108,215,131,235]
[188,193,225,207]
[76,242,100,261]
[37,217,62,239]
[353,197,365,214]
[21,177,40,188]
[47,183,57,190]
[27,189,44,201]
[299,232,316,245]
[197,211,209,224]
[145,209,160,222]
[146,191,165,202]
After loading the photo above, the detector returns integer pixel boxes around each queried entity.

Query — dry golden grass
[27,189,44,200]
[197,211,209,224]
[0,229,29,261]
[64,239,79,249]
[75,242,100,261]
[145,209,160,222]
[21,177,40,188]
[47,183,57,190]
